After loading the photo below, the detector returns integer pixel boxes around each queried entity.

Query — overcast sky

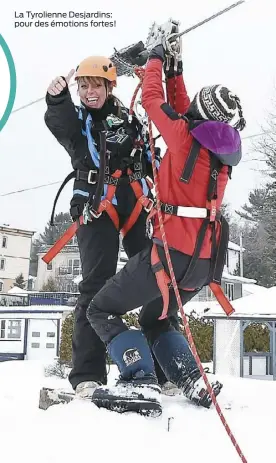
[0,0,275,235]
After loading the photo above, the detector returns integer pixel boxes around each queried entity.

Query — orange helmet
[75,56,117,87]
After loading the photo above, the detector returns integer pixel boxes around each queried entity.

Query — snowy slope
[0,360,274,463]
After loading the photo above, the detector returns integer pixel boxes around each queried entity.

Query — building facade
[0,225,35,293]
[36,245,81,292]
[0,303,70,362]
[36,239,245,299]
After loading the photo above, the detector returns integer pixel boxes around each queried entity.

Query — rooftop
[228,241,245,252]
[0,224,35,236]
[201,285,276,319]
[38,245,79,254]
[0,305,73,314]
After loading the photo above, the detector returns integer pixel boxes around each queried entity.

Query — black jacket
[45,86,154,217]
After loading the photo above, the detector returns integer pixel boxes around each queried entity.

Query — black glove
[163,57,183,78]
[148,44,165,62]
[112,41,149,67]
[127,42,149,66]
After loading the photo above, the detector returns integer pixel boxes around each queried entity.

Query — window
[47,263,52,270]
[31,343,40,348]
[68,259,80,276]
[0,259,5,271]
[32,332,40,337]
[0,320,22,339]
[2,236,7,248]
[225,283,234,301]
[47,332,55,338]
[8,320,22,339]
[197,287,208,301]
[73,259,80,276]
[0,282,3,292]
[72,283,79,293]
[225,250,229,269]
[0,320,5,339]
[71,236,78,246]
[46,343,55,349]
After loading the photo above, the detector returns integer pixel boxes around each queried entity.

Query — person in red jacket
[86,43,246,416]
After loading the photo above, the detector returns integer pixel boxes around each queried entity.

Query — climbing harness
[126,8,247,461]
[42,6,248,459]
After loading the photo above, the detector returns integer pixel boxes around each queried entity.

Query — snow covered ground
[0,360,274,463]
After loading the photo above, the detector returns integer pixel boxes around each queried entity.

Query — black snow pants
[87,243,211,352]
[68,212,178,389]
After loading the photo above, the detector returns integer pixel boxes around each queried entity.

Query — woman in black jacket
[44,55,178,397]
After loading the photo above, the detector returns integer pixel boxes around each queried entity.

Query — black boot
[152,331,223,409]
[180,368,223,409]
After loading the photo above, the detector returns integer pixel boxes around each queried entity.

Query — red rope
[131,66,247,463]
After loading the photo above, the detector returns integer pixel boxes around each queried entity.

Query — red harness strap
[209,282,235,316]
[97,169,121,230]
[42,216,84,265]
[151,242,235,320]
[42,170,122,265]
[43,169,154,264]
[121,169,154,237]
[151,243,171,320]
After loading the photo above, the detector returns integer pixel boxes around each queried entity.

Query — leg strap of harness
[42,216,84,264]
[150,225,235,319]
[209,283,235,316]
[151,243,171,320]
[96,168,121,230]
[121,168,154,237]
[42,170,122,264]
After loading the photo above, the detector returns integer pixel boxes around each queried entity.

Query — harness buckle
[90,209,102,219]
[144,198,154,213]
[87,170,98,185]
[83,202,92,224]
[209,199,217,222]
[129,172,142,182]
[109,176,119,186]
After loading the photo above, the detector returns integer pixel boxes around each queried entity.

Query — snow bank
[0,360,275,462]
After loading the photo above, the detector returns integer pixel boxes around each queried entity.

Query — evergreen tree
[59,313,74,362]
[30,212,72,277]
[234,108,276,286]
[40,212,72,245]
[41,276,59,292]
[14,273,25,289]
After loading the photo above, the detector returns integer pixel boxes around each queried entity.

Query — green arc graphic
[0,34,16,131]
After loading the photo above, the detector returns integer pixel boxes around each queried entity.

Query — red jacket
[141,58,229,259]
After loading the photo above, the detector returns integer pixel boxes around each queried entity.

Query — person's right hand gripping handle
[141,51,190,155]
